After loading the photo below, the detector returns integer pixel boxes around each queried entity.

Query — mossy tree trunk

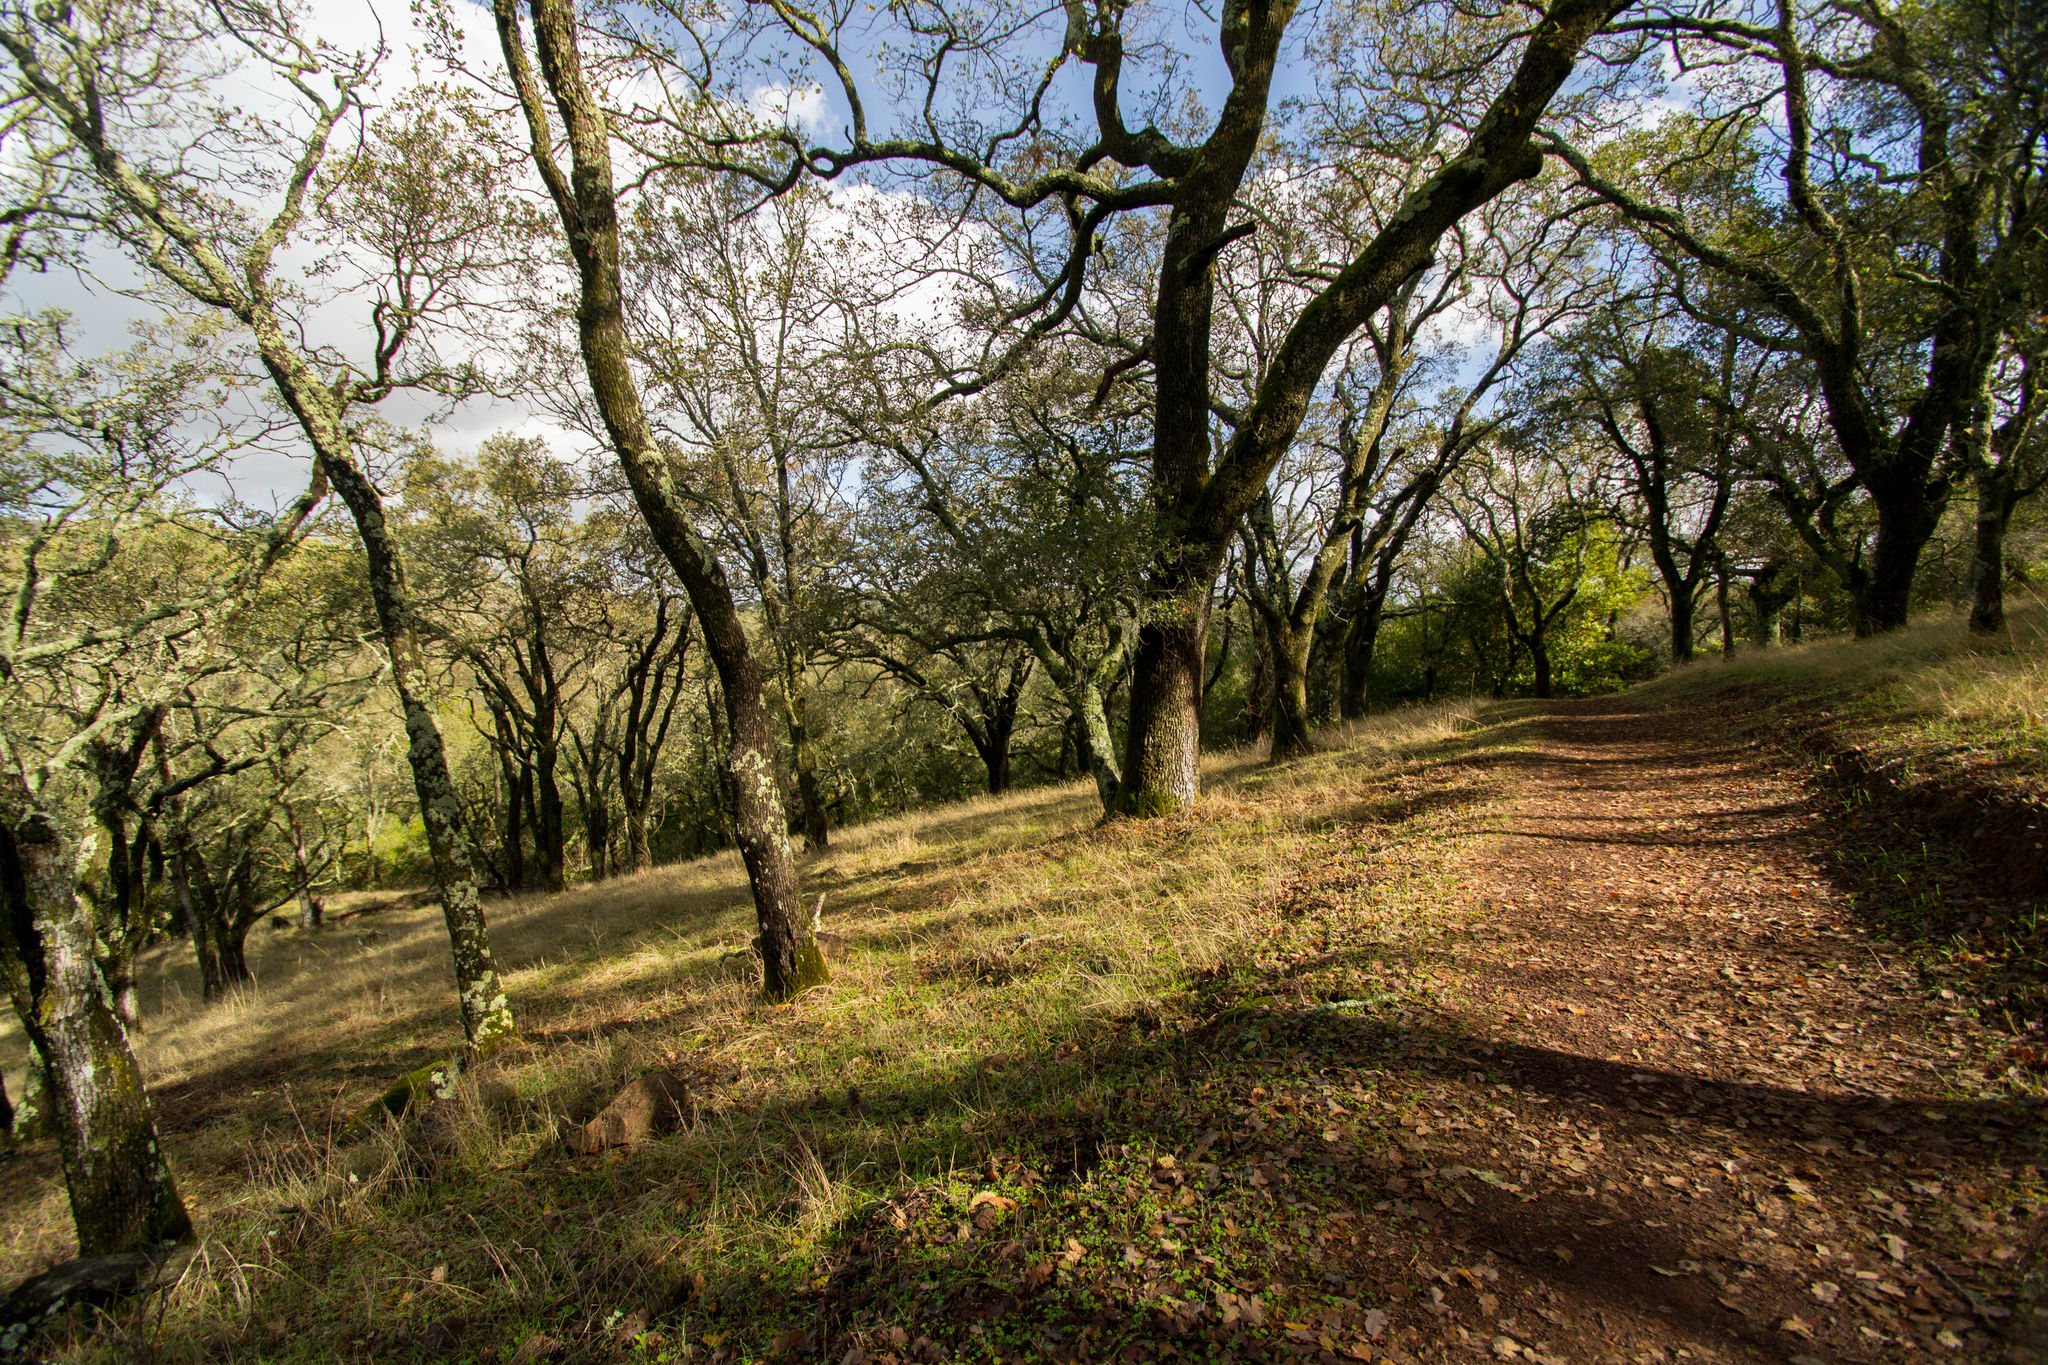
[0,808,191,1255]
[1968,467,2015,635]
[500,0,822,1000]
[1110,0,1622,810]
[1962,359,2045,636]
[312,451,515,1050]
[0,0,517,1057]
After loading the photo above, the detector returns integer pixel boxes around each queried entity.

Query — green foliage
[1370,525,1653,702]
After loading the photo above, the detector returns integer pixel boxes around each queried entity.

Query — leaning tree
[0,5,531,1051]
[500,0,1636,815]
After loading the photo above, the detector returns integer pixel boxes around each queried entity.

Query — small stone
[560,1069,693,1154]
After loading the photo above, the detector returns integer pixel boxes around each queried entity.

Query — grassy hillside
[4,705,1509,1360]
[1,614,2042,1364]
[1638,604,2047,799]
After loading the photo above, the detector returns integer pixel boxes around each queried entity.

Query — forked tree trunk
[1105,0,1623,814]
[501,0,823,999]
[213,858,257,988]
[619,604,688,874]
[0,814,192,1255]
[1338,591,1386,720]
[1855,481,1946,636]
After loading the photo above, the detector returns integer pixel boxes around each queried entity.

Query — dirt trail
[1382,698,2044,1364]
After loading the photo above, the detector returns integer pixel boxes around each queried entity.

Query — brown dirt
[1319,697,2046,1365]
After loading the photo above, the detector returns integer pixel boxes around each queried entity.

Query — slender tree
[0,7,526,1051]
[0,318,321,1255]
[495,0,825,999]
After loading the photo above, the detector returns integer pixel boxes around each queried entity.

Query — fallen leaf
[1777,1315,1813,1338]
[1882,1233,1907,1263]
[1810,1281,1840,1304]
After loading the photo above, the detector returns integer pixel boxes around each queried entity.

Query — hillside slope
[1,620,2044,1365]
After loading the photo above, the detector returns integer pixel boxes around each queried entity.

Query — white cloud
[745,82,831,137]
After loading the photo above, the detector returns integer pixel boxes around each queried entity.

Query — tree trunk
[777,665,829,850]
[532,742,567,894]
[284,800,320,931]
[1716,563,1735,657]
[1856,486,1945,635]
[215,925,251,988]
[581,778,612,882]
[1968,464,2014,635]
[1531,638,1554,700]
[0,814,192,1255]
[1668,584,1695,664]
[1060,676,1123,810]
[101,955,139,1037]
[1339,587,1389,720]
[1267,621,1317,761]
[983,726,1014,795]
[318,453,515,1052]
[1750,590,1783,647]
[163,841,221,1002]
[214,866,254,989]
[501,0,822,1000]
[1111,594,1208,817]
[511,761,534,890]
[623,803,652,874]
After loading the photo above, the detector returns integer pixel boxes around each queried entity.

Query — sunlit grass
[1638,599,2048,784]
[0,698,1487,1326]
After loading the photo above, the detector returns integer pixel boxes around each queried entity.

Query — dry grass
[0,700,1488,1361]
[1637,600,2048,790]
